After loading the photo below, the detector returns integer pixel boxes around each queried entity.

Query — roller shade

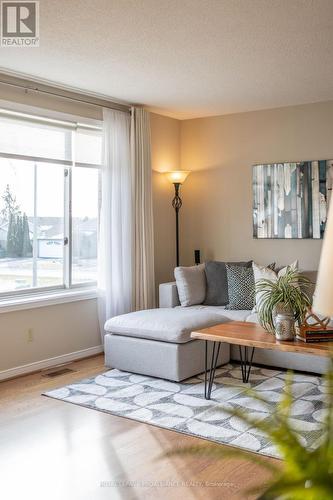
[75,127,102,166]
[0,114,72,162]
[0,109,102,166]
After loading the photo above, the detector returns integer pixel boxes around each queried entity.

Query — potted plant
[255,268,312,339]
[167,356,333,499]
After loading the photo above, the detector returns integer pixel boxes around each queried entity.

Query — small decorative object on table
[256,268,312,341]
[296,308,333,343]
[273,303,296,341]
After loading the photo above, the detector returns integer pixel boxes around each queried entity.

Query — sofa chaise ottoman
[104,307,230,381]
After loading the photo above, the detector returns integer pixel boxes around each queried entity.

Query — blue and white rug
[44,363,326,459]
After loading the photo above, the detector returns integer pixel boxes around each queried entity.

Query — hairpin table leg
[204,341,221,400]
[239,345,255,383]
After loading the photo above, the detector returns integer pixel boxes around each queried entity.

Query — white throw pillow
[252,260,298,312]
[174,264,206,307]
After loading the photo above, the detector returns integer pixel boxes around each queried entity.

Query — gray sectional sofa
[104,270,328,381]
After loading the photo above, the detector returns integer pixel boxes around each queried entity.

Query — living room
[1,1,333,499]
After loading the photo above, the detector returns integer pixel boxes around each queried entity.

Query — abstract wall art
[253,160,333,239]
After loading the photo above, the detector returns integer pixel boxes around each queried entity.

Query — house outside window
[0,107,102,297]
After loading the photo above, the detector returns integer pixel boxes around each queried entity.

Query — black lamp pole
[172,182,182,267]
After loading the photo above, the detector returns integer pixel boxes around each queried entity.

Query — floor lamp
[313,199,333,317]
[165,171,191,267]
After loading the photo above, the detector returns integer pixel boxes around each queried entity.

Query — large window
[0,109,101,296]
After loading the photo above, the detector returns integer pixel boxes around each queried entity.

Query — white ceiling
[0,0,333,119]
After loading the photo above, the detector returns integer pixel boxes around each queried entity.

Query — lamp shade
[313,199,333,316]
[165,170,191,184]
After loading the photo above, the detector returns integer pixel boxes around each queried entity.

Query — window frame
[0,109,102,301]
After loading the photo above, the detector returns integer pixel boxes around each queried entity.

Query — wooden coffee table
[191,321,331,400]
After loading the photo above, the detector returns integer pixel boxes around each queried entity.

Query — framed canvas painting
[253,160,333,239]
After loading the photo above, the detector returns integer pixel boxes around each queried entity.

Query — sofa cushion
[104,308,228,344]
[217,309,253,322]
[204,260,252,306]
[182,304,252,322]
[174,264,206,307]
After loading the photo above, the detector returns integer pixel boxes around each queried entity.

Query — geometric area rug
[43,363,326,459]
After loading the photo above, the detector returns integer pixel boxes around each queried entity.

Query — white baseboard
[0,345,104,381]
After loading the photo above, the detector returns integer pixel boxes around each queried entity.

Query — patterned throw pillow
[226,264,255,310]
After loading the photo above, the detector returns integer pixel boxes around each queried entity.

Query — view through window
[0,111,101,295]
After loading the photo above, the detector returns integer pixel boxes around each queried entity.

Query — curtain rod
[0,75,132,114]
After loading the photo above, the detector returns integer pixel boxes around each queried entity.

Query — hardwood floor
[0,355,280,500]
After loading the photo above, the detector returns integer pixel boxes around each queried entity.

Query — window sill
[0,288,98,314]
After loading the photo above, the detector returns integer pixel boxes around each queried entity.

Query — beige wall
[180,101,333,269]
[0,300,101,371]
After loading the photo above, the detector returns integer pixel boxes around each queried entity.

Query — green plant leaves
[256,268,312,332]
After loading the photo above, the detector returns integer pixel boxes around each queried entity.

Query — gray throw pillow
[174,264,206,307]
[204,260,252,306]
[226,264,255,310]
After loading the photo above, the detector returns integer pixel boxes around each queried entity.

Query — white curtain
[98,107,155,340]
[98,108,132,332]
[131,108,156,310]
